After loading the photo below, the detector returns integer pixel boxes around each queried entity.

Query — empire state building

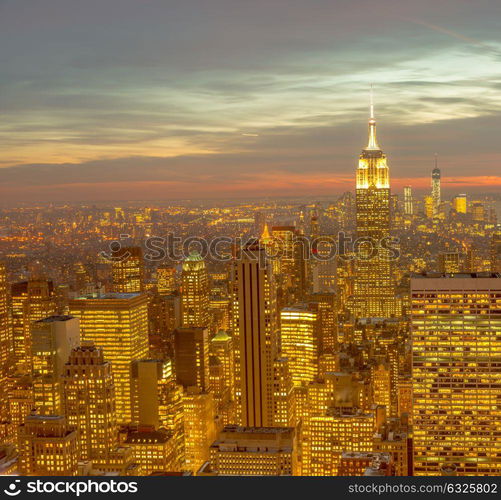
[352,98,396,318]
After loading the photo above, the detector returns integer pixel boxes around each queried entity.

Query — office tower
[156,265,176,295]
[423,195,434,219]
[431,158,441,214]
[31,315,80,415]
[411,273,501,475]
[210,330,236,424]
[403,186,413,215]
[304,408,376,476]
[235,240,278,427]
[199,426,297,476]
[471,202,485,222]
[339,452,393,476]
[62,345,117,462]
[272,357,295,428]
[173,327,209,391]
[69,292,149,423]
[452,194,467,214]
[280,305,319,387]
[11,278,57,370]
[18,415,78,476]
[314,240,337,293]
[438,251,463,273]
[182,387,217,474]
[125,428,177,475]
[490,232,501,273]
[130,358,185,469]
[111,246,145,293]
[210,330,235,398]
[353,97,396,318]
[181,251,209,328]
[0,263,11,426]
[308,292,337,351]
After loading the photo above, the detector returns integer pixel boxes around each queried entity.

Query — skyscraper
[173,327,210,391]
[235,240,278,427]
[453,194,467,214]
[156,265,177,295]
[11,278,57,370]
[280,305,319,387]
[411,273,501,475]
[431,157,441,214]
[403,186,413,216]
[62,344,117,462]
[69,292,149,423]
[31,315,80,415]
[0,263,11,427]
[181,251,210,328]
[353,95,395,318]
[111,246,145,293]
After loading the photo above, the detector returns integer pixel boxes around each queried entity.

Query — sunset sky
[1,0,501,202]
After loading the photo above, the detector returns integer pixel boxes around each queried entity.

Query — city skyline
[1,0,501,202]
[0,0,500,482]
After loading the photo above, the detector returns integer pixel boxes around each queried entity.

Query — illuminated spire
[260,223,272,244]
[366,84,380,150]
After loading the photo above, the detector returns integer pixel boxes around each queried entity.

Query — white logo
[3,480,21,497]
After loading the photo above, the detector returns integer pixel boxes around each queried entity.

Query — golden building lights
[411,273,501,475]
[181,251,210,328]
[62,344,117,463]
[353,96,396,318]
[111,246,145,294]
[69,292,149,424]
[280,305,319,387]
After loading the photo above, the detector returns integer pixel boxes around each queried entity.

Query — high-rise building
[69,292,149,423]
[11,278,57,370]
[181,251,209,328]
[452,194,467,214]
[270,226,307,303]
[490,232,501,273]
[411,273,501,475]
[235,240,278,427]
[431,159,441,214]
[209,330,236,424]
[31,315,80,415]
[0,263,12,427]
[18,415,78,476]
[403,186,413,216]
[308,292,337,352]
[423,195,434,218]
[130,358,185,469]
[62,344,117,462]
[280,305,319,387]
[199,426,297,476]
[353,96,396,318]
[182,387,217,474]
[156,265,176,295]
[272,357,295,428]
[173,327,209,391]
[111,246,145,293]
